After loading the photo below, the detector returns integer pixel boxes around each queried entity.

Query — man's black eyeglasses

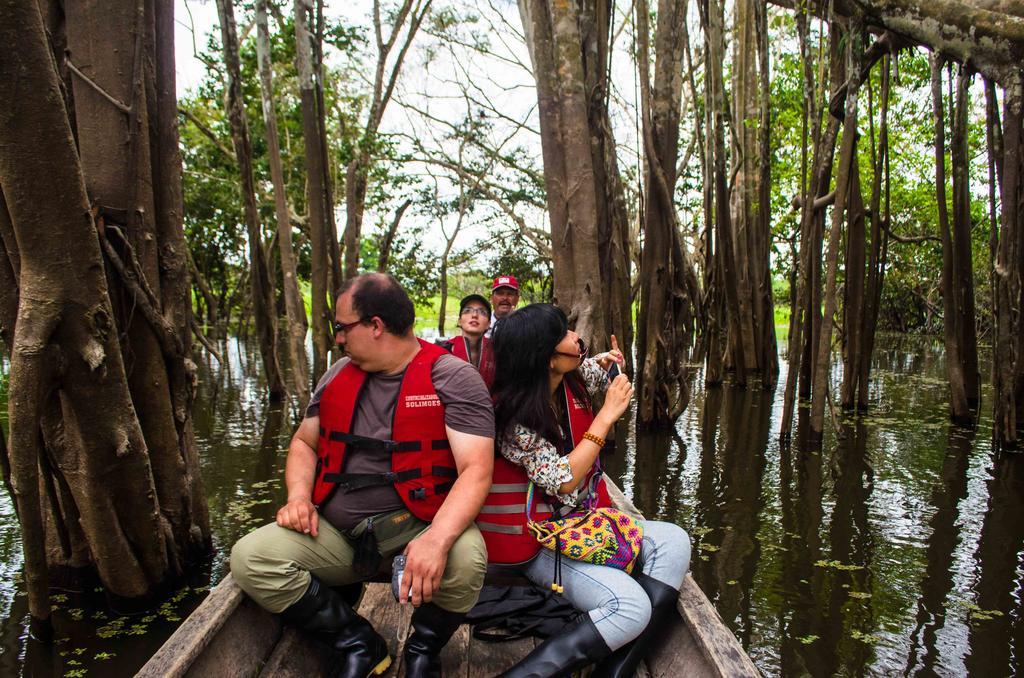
[333,318,366,335]
[554,338,588,360]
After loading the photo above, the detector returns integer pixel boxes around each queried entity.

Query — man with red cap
[489,274,520,326]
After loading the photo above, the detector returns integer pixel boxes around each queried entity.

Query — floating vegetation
[96,618,126,639]
[93,652,115,661]
[797,634,819,645]
[848,591,872,600]
[814,559,864,571]
[954,599,1006,623]
[699,543,720,553]
[850,629,882,643]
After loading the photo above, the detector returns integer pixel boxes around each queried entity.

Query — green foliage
[180,9,369,325]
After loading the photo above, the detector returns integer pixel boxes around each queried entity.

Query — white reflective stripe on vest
[476,521,523,534]
[478,503,553,515]
[490,483,528,492]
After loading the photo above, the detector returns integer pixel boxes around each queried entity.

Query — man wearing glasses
[439,294,495,387]
[231,273,493,678]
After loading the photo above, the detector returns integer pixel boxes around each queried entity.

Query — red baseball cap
[491,275,520,292]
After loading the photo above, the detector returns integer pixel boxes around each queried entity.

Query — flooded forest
[1,0,1023,676]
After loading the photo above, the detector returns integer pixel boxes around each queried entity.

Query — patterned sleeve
[579,357,609,397]
[500,424,582,506]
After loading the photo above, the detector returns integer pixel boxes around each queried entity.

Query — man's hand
[276,497,320,537]
[400,531,449,606]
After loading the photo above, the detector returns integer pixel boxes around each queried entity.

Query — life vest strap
[323,465,458,492]
[320,428,450,453]
[322,469,422,489]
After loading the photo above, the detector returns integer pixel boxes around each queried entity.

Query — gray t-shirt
[306,353,494,529]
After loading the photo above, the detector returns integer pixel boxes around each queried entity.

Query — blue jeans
[522,520,691,650]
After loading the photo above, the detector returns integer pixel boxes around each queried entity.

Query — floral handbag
[525,472,643,593]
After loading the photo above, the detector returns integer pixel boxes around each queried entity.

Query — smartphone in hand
[391,554,412,603]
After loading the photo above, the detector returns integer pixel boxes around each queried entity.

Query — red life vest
[479,380,612,564]
[312,340,456,522]
[447,335,495,388]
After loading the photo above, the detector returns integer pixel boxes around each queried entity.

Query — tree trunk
[1,0,209,626]
[257,0,311,411]
[705,0,749,387]
[930,55,973,425]
[315,0,343,300]
[993,75,1024,449]
[519,0,608,347]
[809,23,864,445]
[780,26,843,441]
[295,0,332,384]
[216,0,285,401]
[377,199,412,272]
[635,0,699,427]
[950,63,980,408]
[840,147,867,409]
[187,247,220,331]
[856,53,891,411]
[581,0,634,369]
[725,0,777,389]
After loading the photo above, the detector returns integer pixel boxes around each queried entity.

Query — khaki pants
[230,509,487,614]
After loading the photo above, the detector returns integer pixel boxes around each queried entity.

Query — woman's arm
[500,426,583,504]
[501,375,634,498]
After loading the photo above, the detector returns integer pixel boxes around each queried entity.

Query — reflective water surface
[1,335,1022,676]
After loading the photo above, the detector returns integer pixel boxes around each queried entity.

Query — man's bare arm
[276,415,321,536]
[401,426,493,605]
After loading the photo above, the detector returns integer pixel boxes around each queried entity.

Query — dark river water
[1,335,1022,676]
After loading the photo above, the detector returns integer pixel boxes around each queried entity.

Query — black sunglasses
[554,338,588,360]
[332,318,367,335]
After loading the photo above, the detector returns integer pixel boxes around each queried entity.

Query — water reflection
[906,426,973,675]
[966,453,1024,675]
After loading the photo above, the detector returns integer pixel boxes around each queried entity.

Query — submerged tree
[216,0,285,401]
[634,0,701,427]
[0,0,209,631]
[257,0,311,410]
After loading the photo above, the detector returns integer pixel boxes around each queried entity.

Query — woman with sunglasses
[483,304,691,678]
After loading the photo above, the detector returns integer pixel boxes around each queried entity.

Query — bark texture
[0,0,209,625]
[519,0,631,350]
[993,75,1024,449]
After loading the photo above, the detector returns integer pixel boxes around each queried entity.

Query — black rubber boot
[592,573,678,678]
[403,603,467,678]
[501,614,611,678]
[280,576,392,678]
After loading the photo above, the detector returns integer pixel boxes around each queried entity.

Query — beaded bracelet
[582,431,605,448]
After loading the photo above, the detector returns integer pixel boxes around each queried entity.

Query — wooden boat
[138,482,760,677]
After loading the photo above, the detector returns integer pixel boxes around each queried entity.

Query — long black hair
[491,303,591,451]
